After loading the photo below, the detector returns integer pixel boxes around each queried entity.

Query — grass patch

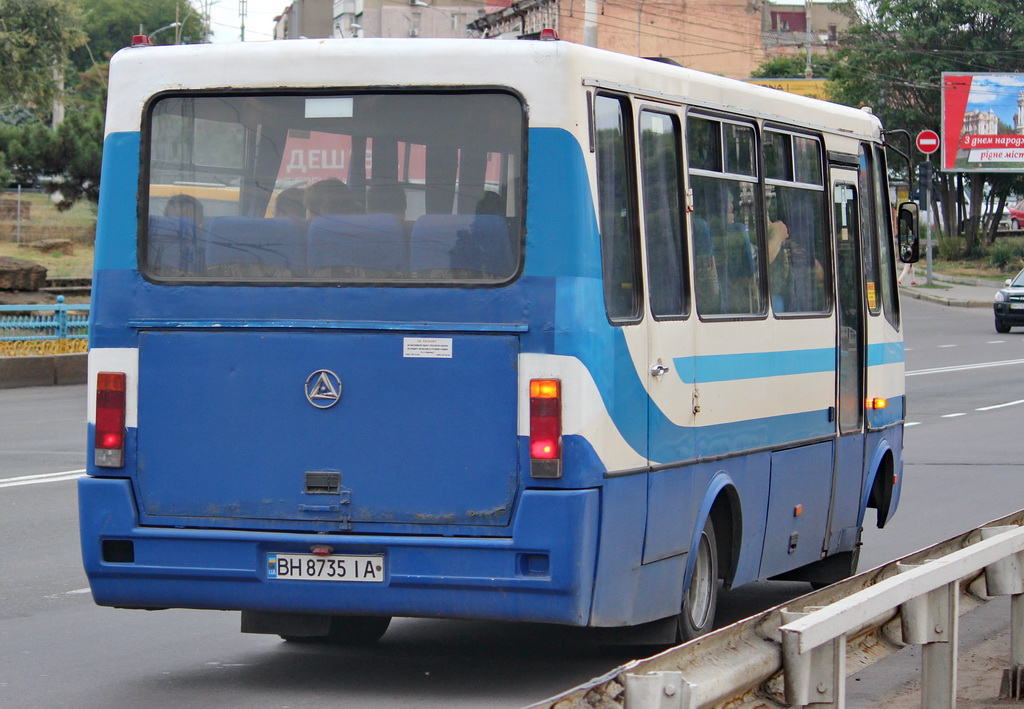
[0,241,95,279]
[0,191,96,279]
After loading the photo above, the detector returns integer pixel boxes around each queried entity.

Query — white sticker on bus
[403,337,453,359]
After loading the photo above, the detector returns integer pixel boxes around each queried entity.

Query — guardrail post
[623,671,695,709]
[781,608,845,708]
[898,563,958,709]
[981,525,1024,698]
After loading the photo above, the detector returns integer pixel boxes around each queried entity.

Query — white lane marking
[939,344,958,348]
[67,588,92,595]
[905,421,922,427]
[989,340,1006,344]
[977,399,1024,412]
[941,413,966,418]
[907,358,1024,376]
[0,469,86,489]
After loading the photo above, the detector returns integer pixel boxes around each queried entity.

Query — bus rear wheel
[676,518,719,643]
[280,615,392,645]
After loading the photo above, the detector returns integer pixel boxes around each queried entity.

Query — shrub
[936,236,966,261]
[989,237,1024,272]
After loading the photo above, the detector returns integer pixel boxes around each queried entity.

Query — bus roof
[107,38,881,141]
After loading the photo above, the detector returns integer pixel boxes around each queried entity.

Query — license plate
[1012,303,1024,310]
[266,553,385,582]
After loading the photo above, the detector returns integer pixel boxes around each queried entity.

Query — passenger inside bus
[691,217,720,308]
[274,187,306,221]
[164,193,204,224]
[305,178,362,217]
[766,193,791,312]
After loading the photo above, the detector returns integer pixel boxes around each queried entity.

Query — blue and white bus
[81,36,918,644]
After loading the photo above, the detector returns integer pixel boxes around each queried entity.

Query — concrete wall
[0,353,87,389]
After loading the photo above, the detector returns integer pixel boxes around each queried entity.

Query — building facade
[271,0,849,81]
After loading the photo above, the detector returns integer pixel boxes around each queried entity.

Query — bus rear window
[143,91,524,285]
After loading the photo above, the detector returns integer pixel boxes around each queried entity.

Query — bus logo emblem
[304,370,342,409]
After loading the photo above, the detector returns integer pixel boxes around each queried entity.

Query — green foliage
[937,235,966,261]
[0,108,102,208]
[71,0,210,73]
[0,0,86,108]
[828,0,1024,253]
[750,55,833,79]
[989,238,1024,272]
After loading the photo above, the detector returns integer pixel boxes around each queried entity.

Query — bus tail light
[530,378,562,479]
[95,372,127,468]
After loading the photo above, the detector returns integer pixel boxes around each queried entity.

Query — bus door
[636,107,697,564]
[830,174,866,546]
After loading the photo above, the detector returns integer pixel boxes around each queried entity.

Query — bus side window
[687,115,762,317]
[764,130,830,315]
[594,94,643,323]
[639,110,689,318]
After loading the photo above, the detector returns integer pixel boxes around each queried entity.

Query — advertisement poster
[942,72,1024,172]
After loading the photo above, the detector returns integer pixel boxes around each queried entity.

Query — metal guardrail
[0,296,89,356]
[532,508,1024,709]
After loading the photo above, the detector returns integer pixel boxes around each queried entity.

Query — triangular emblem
[309,372,339,401]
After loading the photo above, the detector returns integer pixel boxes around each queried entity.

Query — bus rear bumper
[79,476,600,626]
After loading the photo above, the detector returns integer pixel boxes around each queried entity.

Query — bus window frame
[685,108,768,322]
[593,92,645,326]
[762,124,833,320]
[136,86,529,289]
[635,102,691,322]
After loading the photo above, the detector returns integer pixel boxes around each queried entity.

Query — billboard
[942,72,1024,172]
[744,79,829,101]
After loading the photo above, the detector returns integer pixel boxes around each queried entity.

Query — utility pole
[804,0,813,78]
[583,0,598,47]
[240,0,248,41]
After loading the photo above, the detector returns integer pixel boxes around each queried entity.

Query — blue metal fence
[0,296,89,356]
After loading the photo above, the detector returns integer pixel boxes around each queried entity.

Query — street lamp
[147,21,182,43]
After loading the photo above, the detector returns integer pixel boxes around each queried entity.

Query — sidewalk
[898,269,1003,309]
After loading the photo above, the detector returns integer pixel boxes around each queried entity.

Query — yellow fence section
[0,339,89,357]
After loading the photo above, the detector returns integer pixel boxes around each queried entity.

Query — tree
[750,55,833,80]
[828,0,1024,254]
[70,0,210,74]
[0,0,86,108]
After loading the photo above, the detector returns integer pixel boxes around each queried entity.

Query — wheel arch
[863,439,898,529]
[689,473,742,591]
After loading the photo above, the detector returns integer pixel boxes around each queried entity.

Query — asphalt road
[2,296,1022,708]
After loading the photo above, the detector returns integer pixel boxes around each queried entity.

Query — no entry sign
[917,129,940,154]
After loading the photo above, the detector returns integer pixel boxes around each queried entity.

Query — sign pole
[924,159,932,286]
[915,130,939,286]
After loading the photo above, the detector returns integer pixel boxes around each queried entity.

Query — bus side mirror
[897,201,920,264]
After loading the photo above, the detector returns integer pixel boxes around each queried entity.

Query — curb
[0,353,87,389]
[898,286,992,309]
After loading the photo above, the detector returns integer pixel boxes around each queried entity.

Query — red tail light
[95,371,126,468]
[530,378,561,478]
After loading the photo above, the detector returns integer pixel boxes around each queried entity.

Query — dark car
[993,268,1024,332]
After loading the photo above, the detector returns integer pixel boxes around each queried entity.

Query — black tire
[676,518,719,642]
[280,615,392,646]
[996,318,1012,334]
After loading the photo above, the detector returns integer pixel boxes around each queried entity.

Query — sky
[965,74,1024,128]
[207,0,288,43]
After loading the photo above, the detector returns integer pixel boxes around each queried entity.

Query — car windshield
[1012,270,1024,287]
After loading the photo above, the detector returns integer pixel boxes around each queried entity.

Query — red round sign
[916,130,940,154]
